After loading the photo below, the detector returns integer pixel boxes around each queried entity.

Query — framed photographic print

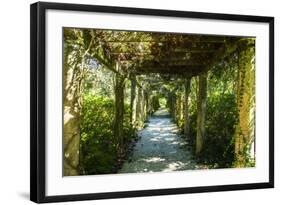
[30,1,274,203]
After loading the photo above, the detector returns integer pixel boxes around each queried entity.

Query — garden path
[119,108,198,173]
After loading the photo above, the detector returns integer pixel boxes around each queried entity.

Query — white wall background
[0,0,279,204]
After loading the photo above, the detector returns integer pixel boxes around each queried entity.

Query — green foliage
[189,93,238,167]
[177,118,184,132]
[80,94,135,175]
[123,103,137,143]
[151,95,160,113]
[242,146,256,167]
[80,94,136,175]
[159,97,167,108]
[199,93,238,167]
[187,68,240,168]
[80,95,116,174]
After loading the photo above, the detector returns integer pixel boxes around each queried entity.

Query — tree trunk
[136,85,145,129]
[167,93,171,115]
[184,77,191,138]
[145,91,151,116]
[140,88,145,123]
[143,91,148,121]
[169,91,176,119]
[196,73,207,154]
[130,75,137,127]
[176,92,182,124]
[135,86,140,128]
[114,73,125,154]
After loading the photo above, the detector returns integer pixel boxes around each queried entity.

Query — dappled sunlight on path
[119,108,197,173]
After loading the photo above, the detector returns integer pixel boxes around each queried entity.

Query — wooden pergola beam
[104,41,224,47]
[135,65,205,75]
[110,50,217,55]
[203,39,240,72]
[107,42,223,54]
[115,52,215,62]
[120,59,209,65]
[99,36,227,43]
[90,30,240,78]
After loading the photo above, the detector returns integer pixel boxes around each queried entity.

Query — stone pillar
[234,45,255,167]
[63,52,82,176]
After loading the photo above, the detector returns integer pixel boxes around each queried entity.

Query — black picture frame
[30,1,274,203]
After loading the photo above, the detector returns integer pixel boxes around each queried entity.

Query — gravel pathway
[119,108,198,173]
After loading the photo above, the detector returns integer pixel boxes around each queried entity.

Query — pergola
[83,30,243,155]
[63,28,254,175]
[89,31,239,76]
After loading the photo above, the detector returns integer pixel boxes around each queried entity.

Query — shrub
[199,93,238,167]
[80,94,136,175]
